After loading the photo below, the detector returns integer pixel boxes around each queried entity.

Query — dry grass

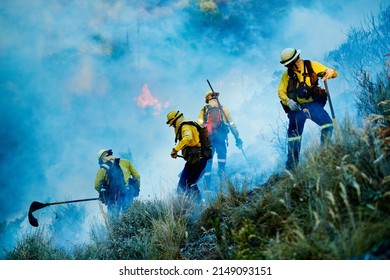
[6,112,390,260]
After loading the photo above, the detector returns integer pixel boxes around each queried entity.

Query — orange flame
[136,84,168,115]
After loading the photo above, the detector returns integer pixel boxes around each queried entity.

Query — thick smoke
[0,0,383,257]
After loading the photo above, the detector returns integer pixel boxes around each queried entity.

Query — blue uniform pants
[286,102,333,170]
[178,158,208,202]
[203,134,227,189]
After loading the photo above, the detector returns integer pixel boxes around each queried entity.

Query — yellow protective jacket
[197,100,239,137]
[94,158,141,192]
[174,117,201,153]
[278,60,337,105]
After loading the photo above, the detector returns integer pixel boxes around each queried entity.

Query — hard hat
[166,110,183,126]
[280,48,301,66]
[205,90,220,103]
[97,149,112,162]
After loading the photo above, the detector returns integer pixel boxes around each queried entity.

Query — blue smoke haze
[0,0,384,255]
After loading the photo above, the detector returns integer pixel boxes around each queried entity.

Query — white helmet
[280,48,301,66]
[97,149,112,162]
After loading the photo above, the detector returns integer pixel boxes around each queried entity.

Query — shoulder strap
[100,158,120,171]
[287,69,298,100]
[206,104,225,122]
[287,68,298,85]
[203,105,210,122]
[304,60,318,86]
[100,162,111,171]
[302,60,309,84]
[175,123,183,143]
[219,106,226,123]
[175,121,201,143]
[175,121,188,143]
[287,67,295,79]
[113,158,120,167]
[190,120,201,130]
[304,60,312,75]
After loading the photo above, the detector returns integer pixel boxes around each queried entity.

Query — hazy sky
[0,0,386,249]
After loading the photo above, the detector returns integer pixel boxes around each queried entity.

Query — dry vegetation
[6,106,389,259]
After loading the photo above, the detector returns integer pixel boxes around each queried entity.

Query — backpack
[100,158,126,203]
[203,105,226,136]
[175,121,213,161]
[281,60,328,113]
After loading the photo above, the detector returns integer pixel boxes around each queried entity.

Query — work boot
[188,184,201,204]
[203,173,212,190]
[320,125,333,144]
[286,139,301,171]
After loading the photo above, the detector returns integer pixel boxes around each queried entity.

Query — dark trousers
[106,192,134,219]
[286,102,333,170]
[178,158,207,202]
[203,134,227,188]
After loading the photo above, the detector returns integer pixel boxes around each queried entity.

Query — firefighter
[166,110,208,202]
[277,48,337,170]
[95,149,141,218]
[198,91,243,189]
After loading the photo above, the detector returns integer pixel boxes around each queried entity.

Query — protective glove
[321,68,335,81]
[170,148,178,159]
[236,138,243,149]
[287,99,301,111]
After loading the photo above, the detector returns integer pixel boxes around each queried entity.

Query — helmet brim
[166,112,183,126]
[205,92,220,103]
[280,49,301,66]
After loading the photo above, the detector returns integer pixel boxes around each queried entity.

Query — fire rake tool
[28,197,99,227]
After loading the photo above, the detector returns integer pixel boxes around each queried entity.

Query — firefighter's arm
[174,125,193,151]
[221,107,236,134]
[222,107,242,148]
[311,61,338,81]
[198,107,205,125]
[94,169,107,192]
[127,161,141,186]
[277,72,290,105]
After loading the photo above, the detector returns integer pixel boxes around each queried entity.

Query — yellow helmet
[166,110,183,126]
[97,149,112,162]
[205,90,219,103]
[280,48,301,66]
